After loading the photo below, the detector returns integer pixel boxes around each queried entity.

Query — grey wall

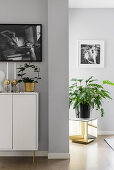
[48,0,69,153]
[0,0,48,151]
[0,0,69,155]
[69,9,114,132]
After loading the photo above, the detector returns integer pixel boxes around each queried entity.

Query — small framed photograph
[78,40,104,68]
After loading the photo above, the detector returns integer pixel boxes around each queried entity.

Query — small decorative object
[69,76,113,118]
[14,63,16,80]
[4,63,11,93]
[17,63,41,92]
[11,63,19,93]
[24,82,35,92]
[0,70,5,92]
[11,80,19,93]
[4,80,11,93]
[78,40,104,68]
[0,24,42,62]
[6,62,9,79]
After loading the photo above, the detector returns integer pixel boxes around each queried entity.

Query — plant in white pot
[17,63,41,92]
[69,76,114,118]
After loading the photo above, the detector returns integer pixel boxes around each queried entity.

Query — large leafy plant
[17,63,41,83]
[69,76,114,117]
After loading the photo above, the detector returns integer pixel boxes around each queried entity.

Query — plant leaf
[103,80,114,86]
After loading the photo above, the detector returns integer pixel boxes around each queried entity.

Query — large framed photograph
[78,40,104,68]
[0,24,42,62]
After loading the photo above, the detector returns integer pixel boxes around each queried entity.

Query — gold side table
[69,118,97,144]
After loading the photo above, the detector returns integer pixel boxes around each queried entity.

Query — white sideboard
[0,93,39,152]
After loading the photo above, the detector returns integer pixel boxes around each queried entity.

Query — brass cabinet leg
[33,151,35,163]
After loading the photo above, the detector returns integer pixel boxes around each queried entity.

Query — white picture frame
[78,40,104,68]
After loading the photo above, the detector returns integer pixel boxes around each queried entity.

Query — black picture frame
[0,24,42,62]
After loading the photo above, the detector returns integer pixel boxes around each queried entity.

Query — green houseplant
[17,63,41,92]
[69,76,114,118]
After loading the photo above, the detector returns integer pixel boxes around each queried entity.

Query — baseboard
[0,151,70,158]
[98,131,114,135]
[0,151,48,157]
[48,153,70,159]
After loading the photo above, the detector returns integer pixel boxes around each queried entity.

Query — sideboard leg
[33,151,35,163]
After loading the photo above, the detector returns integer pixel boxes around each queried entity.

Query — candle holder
[11,80,19,93]
[4,80,11,93]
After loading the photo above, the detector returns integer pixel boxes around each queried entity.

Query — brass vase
[25,82,35,92]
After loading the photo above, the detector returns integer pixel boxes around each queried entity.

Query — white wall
[0,0,48,151]
[69,0,114,8]
[69,9,114,132]
[48,0,69,157]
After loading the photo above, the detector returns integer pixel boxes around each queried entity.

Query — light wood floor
[69,135,114,170]
[0,136,113,170]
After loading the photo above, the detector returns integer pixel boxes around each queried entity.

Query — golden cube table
[69,118,97,144]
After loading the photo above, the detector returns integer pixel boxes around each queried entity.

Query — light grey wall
[69,9,114,131]
[69,0,114,8]
[48,0,69,153]
[0,0,69,154]
[0,0,48,151]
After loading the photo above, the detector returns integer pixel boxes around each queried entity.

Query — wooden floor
[69,135,114,170]
[0,136,114,170]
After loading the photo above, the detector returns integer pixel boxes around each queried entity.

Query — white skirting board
[98,131,114,135]
[0,151,48,157]
[48,153,70,159]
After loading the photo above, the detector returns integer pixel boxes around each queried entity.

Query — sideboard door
[13,94,38,150]
[0,95,12,150]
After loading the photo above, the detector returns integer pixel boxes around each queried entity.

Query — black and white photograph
[0,24,42,62]
[78,40,104,68]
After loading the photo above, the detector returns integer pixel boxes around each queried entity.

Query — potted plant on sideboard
[17,63,41,92]
[69,76,114,118]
